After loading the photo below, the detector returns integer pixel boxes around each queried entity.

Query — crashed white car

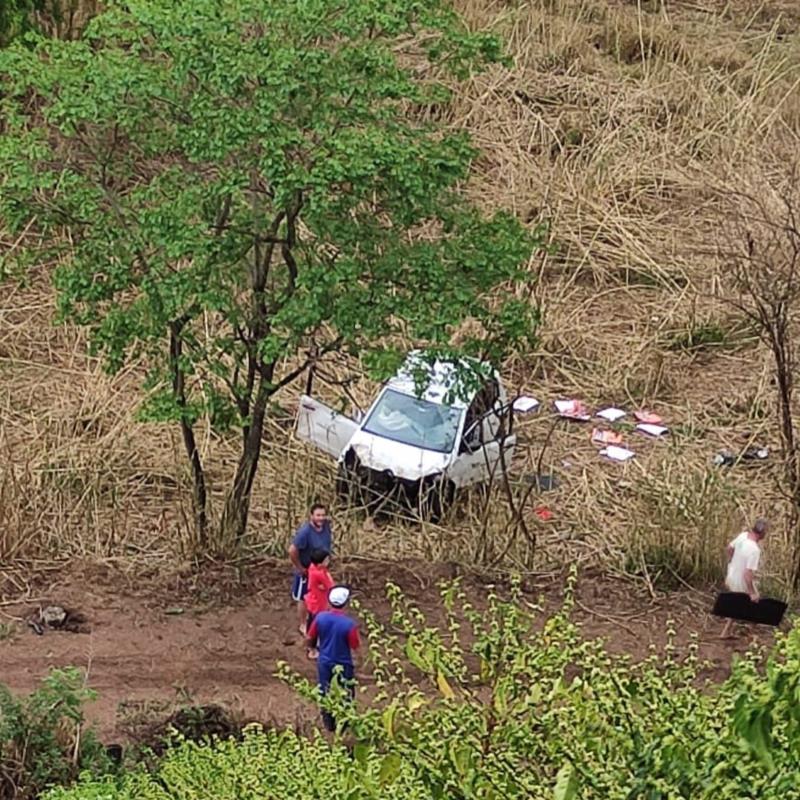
[295,352,518,519]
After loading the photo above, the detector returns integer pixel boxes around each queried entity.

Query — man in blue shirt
[306,585,360,732]
[288,503,333,634]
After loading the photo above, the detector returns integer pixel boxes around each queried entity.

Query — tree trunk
[169,325,208,549]
[768,334,800,591]
[771,324,796,472]
[219,380,271,547]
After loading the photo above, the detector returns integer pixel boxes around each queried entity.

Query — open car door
[449,435,516,487]
[295,395,359,459]
[448,406,516,488]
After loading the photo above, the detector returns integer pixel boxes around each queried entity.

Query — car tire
[335,452,360,505]
[419,478,455,523]
[336,454,386,513]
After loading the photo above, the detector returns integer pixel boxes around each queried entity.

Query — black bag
[711,592,787,626]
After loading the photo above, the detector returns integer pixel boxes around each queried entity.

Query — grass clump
[667,321,729,352]
[625,464,741,589]
[665,316,756,354]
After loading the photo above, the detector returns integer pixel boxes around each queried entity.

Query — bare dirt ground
[0,558,785,744]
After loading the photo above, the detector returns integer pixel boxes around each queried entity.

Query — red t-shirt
[304,563,335,615]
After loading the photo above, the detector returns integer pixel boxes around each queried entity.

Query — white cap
[329,586,351,608]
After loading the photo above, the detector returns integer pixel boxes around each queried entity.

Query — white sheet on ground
[513,396,540,413]
[636,423,669,437]
[600,445,635,462]
[596,407,626,422]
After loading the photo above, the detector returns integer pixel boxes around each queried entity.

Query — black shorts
[291,573,308,601]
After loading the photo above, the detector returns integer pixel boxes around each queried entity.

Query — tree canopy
[0,0,545,548]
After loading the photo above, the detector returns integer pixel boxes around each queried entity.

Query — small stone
[41,606,66,626]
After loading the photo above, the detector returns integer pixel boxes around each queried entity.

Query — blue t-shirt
[311,610,358,666]
[292,520,333,569]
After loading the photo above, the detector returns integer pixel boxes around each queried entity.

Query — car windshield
[363,389,462,453]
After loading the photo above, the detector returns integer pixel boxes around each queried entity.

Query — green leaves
[0,0,542,546]
[0,667,110,799]
[0,0,540,395]
[39,594,800,800]
[554,763,579,800]
[379,753,402,785]
[0,0,42,48]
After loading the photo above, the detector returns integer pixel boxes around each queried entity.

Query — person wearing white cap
[306,585,360,731]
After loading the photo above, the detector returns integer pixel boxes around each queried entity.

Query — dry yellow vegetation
[2,0,800,593]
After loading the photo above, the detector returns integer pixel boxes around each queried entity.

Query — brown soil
[0,559,784,743]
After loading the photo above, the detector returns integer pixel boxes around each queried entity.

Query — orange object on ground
[591,428,623,446]
[634,410,663,424]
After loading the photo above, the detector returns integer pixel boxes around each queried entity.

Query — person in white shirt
[721,518,767,638]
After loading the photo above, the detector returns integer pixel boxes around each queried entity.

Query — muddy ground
[0,558,786,743]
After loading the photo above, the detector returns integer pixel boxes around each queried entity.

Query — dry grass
[2,0,800,594]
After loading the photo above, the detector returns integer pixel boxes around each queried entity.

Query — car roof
[384,351,496,409]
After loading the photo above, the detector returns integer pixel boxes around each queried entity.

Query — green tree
[0,0,543,550]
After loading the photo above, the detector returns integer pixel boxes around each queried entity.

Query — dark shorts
[318,660,355,694]
[291,573,308,602]
[306,610,316,630]
[317,660,355,732]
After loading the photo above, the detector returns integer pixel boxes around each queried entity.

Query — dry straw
[1,0,800,593]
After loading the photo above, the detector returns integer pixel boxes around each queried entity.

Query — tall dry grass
[2,0,800,594]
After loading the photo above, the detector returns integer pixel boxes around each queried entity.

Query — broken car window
[363,389,463,453]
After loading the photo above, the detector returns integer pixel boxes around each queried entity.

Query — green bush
[45,578,800,800]
[0,667,110,799]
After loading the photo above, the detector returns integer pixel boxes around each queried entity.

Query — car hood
[344,430,452,481]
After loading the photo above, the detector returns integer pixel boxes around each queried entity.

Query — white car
[295,352,518,519]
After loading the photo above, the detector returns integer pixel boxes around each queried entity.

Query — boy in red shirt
[304,549,334,659]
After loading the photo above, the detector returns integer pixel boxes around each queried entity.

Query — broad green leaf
[352,741,371,767]
[379,753,402,785]
[436,670,455,700]
[554,763,578,800]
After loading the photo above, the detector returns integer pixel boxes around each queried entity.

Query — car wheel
[336,452,361,504]
[419,477,455,523]
[336,453,386,512]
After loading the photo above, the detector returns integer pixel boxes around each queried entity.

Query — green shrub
[46,578,800,800]
[0,667,110,799]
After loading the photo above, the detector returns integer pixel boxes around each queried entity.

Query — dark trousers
[317,660,355,732]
